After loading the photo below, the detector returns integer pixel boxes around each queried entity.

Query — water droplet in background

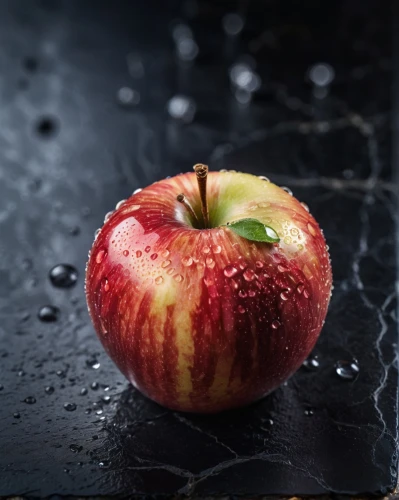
[38,305,59,322]
[127,52,144,78]
[167,95,196,124]
[303,355,320,371]
[49,264,78,288]
[64,402,77,412]
[222,12,244,36]
[308,63,335,87]
[116,87,140,107]
[230,63,261,93]
[335,360,359,380]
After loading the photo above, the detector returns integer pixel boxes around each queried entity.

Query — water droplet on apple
[281,186,293,195]
[297,283,304,294]
[136,250,142,258]
[161,260,171,268]
[96,249,107,264]
[277,264,288,273]
[116,199,127,210]
[230,279,239,290]
[161,249,170,258]
[303,354,319,371]
[307,223,317,237]
[38,305,60,322]
[335,360,359,380]
[123,250,129,257]
[167,268,175,275]
[248,289,256,297]
[182,256,193,266]
[297,244,304,251]
[258,176,270,182]
[224,265,238,278]
[104,211,114,222]
[243,269,255,281]
[237,305,246,314]
[284,236,292,245]
[238,290,247,298]
[129,204,141,211]
[133,188,142,195]
[155,276,164,285]
[212,245,222,254]
[49,264,78,288]
[255,261,264,269]
[150,253,158,260]
[206,257,215,268]
[280,290,290,301]
[94,228,101,240]
[301,202,310,212]
[204,276,214,287]
[290,228,299,236]
[64,402,77,412]
[102,278,109,292]
[303,289,310,299]
[202,246,210,254]
[174,274,183,283]
[271,320,281,329]
[145,246,151,253]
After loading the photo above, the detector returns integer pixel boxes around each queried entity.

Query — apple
[85,166,332,413]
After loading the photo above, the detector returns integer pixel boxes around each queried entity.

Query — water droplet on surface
[64,402,77,412]
[271,320,281,329]
[182,256,193,266]
[212,245,222,254]
[277,264,288,273]
[18,370,25,377]
[116,87,140,107]
[301,202,310,212]
[122,250,129,257]
[174,274,183,283]
[49,264,78,288]
[38,305,59,322]
[80,388,88,396]
[150,253,158,261]
[237,305,246,314]
[136,250,142,258]
[224,265,238,278]
[96,249,107,264]
[230,279,239,290]
[258,176,270,182]
[133,188,142,195]
[13,412,20,419]
[145,246,151,253]
[307,223,317,237]
[45,386,54,394]
[202,246,210,254]
[222,12,244,36]
[24,396,36,404]
[284,236,292,245]
[303,355,320,371]
[206,257,215,268]
[281,186,293,196]
[102,396,111,404]
[91,382,99,391]
[0,384,3,391]
[280,290,290,301]
[167,95,196,123]
[86,358,100,370]
[104,211,114,222]
[161,249,170,258]
[155,276,164,285]
[243,269,255,281]
[102,278,109,292]
[116,199,127,210]
[335,360,359,380]
[238,290,247,298]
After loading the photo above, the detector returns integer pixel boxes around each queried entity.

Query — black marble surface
[0,0,397,496]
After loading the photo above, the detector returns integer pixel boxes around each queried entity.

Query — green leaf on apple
[226,218,280,243]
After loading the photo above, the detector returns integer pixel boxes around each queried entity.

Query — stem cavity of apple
[176,193,199,226]
[194,163,210,228]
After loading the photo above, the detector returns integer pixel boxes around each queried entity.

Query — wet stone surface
[0,0,397,497]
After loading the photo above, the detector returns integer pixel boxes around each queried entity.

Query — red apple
[85,167,332,413]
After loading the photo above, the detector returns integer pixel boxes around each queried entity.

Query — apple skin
[85,172,332,413]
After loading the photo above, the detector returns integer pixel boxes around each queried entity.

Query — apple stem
[176,193,199,225]
[194,163,209,228]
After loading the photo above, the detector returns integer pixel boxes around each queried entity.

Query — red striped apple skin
[85,172,332,413]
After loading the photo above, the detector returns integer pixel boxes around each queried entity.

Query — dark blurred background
[0,0,397,497]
